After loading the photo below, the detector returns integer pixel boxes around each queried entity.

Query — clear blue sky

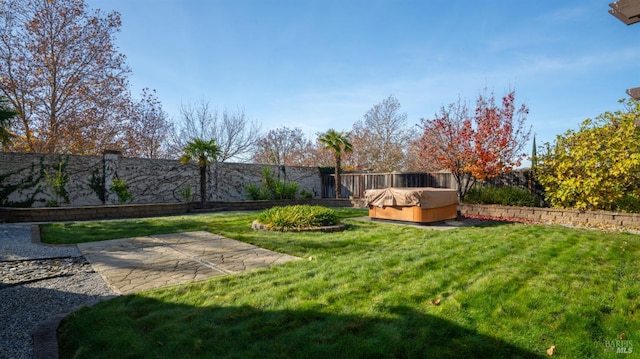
[87,0,640,153]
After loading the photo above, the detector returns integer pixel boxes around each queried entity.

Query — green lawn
[46,210,639,358]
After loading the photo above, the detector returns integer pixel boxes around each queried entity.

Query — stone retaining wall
[0,203,193,222]
[460,203,640,230]
[0,199,358,223]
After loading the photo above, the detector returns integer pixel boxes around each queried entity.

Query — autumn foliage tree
[0,0,134,154]
[416,90,530,200]
[537,99,640,212]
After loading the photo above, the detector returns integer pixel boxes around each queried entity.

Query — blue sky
[87,0,640,152]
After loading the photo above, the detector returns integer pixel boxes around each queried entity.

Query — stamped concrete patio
[77,231,300,294]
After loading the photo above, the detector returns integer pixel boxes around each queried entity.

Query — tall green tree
[179,138,220,209]
[0,95,16,150]
[537,99,640,212]
[318,129,353,198]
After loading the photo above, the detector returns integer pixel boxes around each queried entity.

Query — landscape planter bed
[364,187,458,224]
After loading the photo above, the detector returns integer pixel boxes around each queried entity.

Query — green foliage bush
[44,157,70,207]
[299,189,313,199]
[245,167,305,200]
[110,178,133,204]
[463,186,540,207]
[245,183,271,201]
[617,193,640,213]
[257,205,338,231]
[536,99,640,212]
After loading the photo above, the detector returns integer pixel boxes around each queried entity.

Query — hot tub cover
[364,187,458,209]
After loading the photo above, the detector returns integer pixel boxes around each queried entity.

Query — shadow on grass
[59,296,544,359]
[0,280,115,358]
[465,220,520,228]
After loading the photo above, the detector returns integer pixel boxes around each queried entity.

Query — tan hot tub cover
[364,187,458,209]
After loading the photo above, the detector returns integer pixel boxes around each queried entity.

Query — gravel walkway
[0,224,117,359]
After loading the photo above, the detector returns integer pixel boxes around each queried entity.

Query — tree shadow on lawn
[0,280,116,359]
[59,297,544,359]
[465,220,521,228]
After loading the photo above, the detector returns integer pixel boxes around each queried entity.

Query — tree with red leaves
[416,89,530,200]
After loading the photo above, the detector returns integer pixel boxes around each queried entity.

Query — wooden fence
[321,169,541,199]
[322,172,455,198]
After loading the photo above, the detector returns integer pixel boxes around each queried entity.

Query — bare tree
[0,0,132,154]
[350,95,417,172]
[123,88,173,159]
[253,126,308,167]
[169,99,260,162]
[0,95,17,150]
[298,139,335,167]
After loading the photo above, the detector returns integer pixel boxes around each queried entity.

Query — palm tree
[180,138,220,208]
[318,129,353,198]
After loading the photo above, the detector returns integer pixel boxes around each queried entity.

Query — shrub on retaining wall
[463,186,541,207]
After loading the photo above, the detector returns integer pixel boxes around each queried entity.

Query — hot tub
[363,187,458,223]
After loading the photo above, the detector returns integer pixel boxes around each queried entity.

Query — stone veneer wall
[0,152,322,207]
[460,203,640,230]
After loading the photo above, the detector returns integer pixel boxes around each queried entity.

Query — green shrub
[299,189,313,199]
[617,193,640,213]
[273,180,298,200]
[179,185,194,202]
[257,205,338,231]
[245,167,305,200]
[110,178,134,204]
[44,158,69,207]
[245,183,271,200]
[464,186,539,207]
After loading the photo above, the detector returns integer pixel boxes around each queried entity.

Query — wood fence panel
[322,172,455,198]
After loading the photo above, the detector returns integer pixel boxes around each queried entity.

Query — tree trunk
[199,165,207,209]
[334,154,341,198]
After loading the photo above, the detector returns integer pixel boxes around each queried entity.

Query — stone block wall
[0,199,359,222]
[0,152,322,207]
[460,203,640,230]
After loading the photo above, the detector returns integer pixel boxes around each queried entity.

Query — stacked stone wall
[0,199,358,222]
[460,203,640,231]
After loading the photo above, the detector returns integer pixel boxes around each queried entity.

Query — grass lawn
[44,210,639,358]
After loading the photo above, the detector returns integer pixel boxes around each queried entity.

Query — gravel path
[0,224,117,359]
